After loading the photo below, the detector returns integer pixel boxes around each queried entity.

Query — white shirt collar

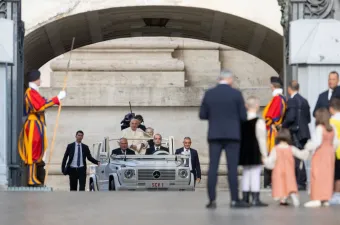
[290,91,298,98]
[272,88,283,96]
[247,112,257,120]
[184,147,190,151]
[219,80,229,85]
[277,143,289,147]
[29,82,39,91]
[332,112,340,120]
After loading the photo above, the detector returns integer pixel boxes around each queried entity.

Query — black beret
[28,70,41,82]
[270,76,282,85]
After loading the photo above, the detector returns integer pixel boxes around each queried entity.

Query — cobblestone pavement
[0,191,339,225]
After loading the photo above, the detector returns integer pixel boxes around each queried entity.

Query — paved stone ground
[0,191,339,225]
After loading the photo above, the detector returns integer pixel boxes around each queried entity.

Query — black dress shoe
[279,202,289,206]
[251,192,268,207]
[206,201,216,209]
[298,185,306,191]
[230,200,250,208]
[242,191,250,204]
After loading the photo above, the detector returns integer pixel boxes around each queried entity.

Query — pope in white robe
[121,118,147,154]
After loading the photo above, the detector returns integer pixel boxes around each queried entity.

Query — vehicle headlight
[178,169,189,178]
[124,169,135,179]
[175,158,184,166]
[89,165,96,175]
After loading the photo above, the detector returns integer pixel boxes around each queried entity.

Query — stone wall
[39,37,277,190]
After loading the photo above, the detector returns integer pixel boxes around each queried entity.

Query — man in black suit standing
[145,134,169,155]
[313,71,339,116]
[61,130,100,191]
[282,81,311,190]
[175,137,201,186]
[199,69,248,209]
[111,138,136,155]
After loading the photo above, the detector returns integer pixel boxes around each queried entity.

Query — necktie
[156,147,159,151]
[185,150,191,169]
[77,144,81,167]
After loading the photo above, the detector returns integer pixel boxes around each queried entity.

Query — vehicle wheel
[109,176,116,191]
[89,179,95,191]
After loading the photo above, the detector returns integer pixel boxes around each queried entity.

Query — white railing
[92,136,176,160]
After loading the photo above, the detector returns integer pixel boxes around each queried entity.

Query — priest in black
[239,96,268,207]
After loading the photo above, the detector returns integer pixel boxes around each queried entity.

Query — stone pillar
[0,18,14,189]
[0,0,25,187]
[172,39,220,88]
[289,0,337,118]
[289,0,338,185]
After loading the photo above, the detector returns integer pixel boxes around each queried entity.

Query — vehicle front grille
[137,169,176,180]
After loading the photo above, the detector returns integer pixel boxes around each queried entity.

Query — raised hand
[57,90,67,100]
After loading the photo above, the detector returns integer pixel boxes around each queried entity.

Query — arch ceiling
[24,5,283,74]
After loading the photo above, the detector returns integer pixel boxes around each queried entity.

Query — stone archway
[24,5,283,75]
[23,5,283,189]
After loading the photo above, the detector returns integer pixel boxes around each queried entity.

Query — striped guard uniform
[18,86,60,185]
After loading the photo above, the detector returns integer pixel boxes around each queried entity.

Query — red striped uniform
[18,87,59,185]
[262,94,287,153]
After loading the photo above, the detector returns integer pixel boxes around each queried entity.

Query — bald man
[111,138,135,155]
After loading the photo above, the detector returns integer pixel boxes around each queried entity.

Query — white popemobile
[88,136,195,191]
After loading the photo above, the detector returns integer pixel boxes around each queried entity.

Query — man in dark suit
[145,134,169,155]
[175,137,201,186]
[61,130,100,191]
[199,69,248,209]
[282,81,311,190]
[111,137,136,155]
[313,71,339,116]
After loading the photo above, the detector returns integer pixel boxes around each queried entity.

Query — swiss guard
[262,76,287,187]
[18,70,66,186]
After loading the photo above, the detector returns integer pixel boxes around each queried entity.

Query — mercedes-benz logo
[153,170,161,179]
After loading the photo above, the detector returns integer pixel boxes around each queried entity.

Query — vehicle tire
[89,179,95,191]
[109,176,116,191]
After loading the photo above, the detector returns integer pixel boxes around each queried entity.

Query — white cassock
[121,127,147,154]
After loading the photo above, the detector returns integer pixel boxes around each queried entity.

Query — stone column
[0,17,14,189]
[289,0,338,185]
[0,0,25,188]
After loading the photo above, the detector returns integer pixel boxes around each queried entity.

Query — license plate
[150,182,168,188]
